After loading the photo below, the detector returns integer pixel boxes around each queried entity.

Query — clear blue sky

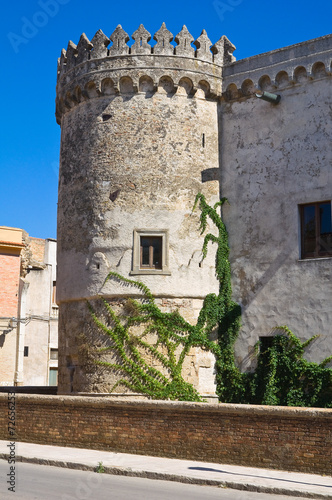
[1,0,331,239]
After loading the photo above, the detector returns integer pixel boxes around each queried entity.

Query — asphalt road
[0,460,310,499]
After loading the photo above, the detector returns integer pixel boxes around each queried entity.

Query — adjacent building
[0,226,58,387]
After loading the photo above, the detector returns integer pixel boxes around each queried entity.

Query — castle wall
[220,36,332,369]
[57,89,219,394]
[57,91,219,302]
[55,25,230,395]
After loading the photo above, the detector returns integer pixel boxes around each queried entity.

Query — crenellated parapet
[56,23,236,124]
[222,34,332,101]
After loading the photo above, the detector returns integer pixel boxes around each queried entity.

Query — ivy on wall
[88,273,220,402]
[89,193,332,407]
[247,327,332,407]
[193,194,332,407]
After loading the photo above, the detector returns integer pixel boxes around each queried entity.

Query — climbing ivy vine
[247,326,332,407]
[89,193,332,407]
[88,271,220,402]
[193,193,332,407]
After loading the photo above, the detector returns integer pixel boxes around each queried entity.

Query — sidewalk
[0,440,331,498]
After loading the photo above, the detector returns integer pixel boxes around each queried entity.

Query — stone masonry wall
[58,297,217,395]
[0,394,331,475]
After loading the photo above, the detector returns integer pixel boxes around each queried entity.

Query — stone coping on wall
[1,393,331,419]
[73,392,219,403]
[222,33,332,99]
[223,33,332,79]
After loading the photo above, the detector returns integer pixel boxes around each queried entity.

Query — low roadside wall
[0,394,331,475]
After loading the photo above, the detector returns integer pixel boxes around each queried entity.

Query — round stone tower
[55,23,235,396]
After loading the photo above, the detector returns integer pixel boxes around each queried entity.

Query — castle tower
[55,24,235,396]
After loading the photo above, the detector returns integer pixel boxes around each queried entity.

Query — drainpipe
[255,91,281,104]
[14,279,29,386]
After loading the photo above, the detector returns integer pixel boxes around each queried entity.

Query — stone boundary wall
[0,394,331,475]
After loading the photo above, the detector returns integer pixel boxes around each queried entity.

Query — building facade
[55,25,332,396]
[0,227,25,386]
[0,227,58,386]
[220,36,332,371]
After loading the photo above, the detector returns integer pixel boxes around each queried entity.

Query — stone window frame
[299,200,332,259]
[130,229,171,275]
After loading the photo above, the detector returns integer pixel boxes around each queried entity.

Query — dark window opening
[259,337,273,354]
[50,348,58,360]
[52,281,56,304]
[140,237,162,269]
[24,346,29,357]
[300,202,332,259]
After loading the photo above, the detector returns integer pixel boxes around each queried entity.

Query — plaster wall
[29,238,45,264]
[23,268,51,385]
[0,328,17,386]
[0,250,21,318]
[23,239,58,385]
[0,228,23,385]
[220,76,332,369]
[58,296,216,395]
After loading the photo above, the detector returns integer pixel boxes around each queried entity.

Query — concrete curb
[2,454,331,499]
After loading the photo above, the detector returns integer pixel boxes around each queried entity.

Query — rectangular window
[140,236,162,269]
[131,229,170,275]
[259,337,273,353]
[300,201,332,259]
[49,368,58,386]
[50,348,58,360]
[24,346,29,357]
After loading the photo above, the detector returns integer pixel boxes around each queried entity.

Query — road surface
[0,460,310,499]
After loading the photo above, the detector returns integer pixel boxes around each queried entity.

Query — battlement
[222,33,332,101]
[55,23,235,124]
[57,23,236,77]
